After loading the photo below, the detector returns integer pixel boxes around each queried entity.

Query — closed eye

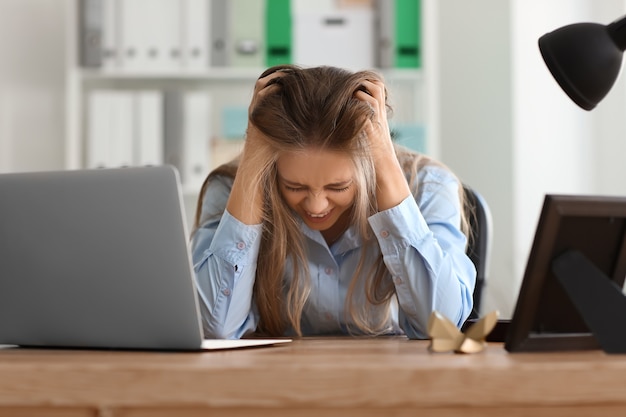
[284,186,349,193]
[281,180,353,193]
[284,185,306,192]
[328,186,351,192]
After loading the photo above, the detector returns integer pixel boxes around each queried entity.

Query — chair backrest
[463,184,493,319]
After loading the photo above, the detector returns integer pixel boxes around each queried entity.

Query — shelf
[78,67,265,81]
[75,67,422,82]
[64,0,427,222]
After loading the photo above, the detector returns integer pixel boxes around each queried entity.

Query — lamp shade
[538,15,626,111]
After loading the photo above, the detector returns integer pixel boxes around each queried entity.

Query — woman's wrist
[375,155,411,211]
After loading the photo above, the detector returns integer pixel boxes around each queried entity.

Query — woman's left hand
[354,79,412,211]
[354,79,396,165]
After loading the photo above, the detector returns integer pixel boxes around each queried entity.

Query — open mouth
[305,209,332,223]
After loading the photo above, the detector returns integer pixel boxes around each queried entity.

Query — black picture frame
[505,194,626,352]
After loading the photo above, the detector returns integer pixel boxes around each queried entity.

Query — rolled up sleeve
[191,177,263,339]
[368,172,476,339]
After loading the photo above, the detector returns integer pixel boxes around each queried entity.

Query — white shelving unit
[65,68,258,176]
[64,0,426,226]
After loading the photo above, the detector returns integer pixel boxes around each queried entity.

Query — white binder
[87,90,135,169]
[182,91,211,189]
[101,0,120,69]
[119,0,182,71]
[78,0,104,68]
[374,0,395,68]
[87,90,114,168]
[210,0,230,66]
[164,90,211,190]
[134,91,164,166]
[181,0,210,70]
[230,0,265,67]
[109,91,134,167]
[293,8,375,70]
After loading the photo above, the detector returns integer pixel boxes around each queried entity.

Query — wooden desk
[1,337,626,417]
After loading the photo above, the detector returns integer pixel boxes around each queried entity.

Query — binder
[210,0,230,66]
[109,91,134,167]
[101,0,120,69]
[230,0,265,67]
[394,0,421,68]
[292,0,334,13]
[164,91,211,190]
[374,0,421,69]
[118,0,182,71]
[374,0,394,68]
[293,8,374,70]
[134,91,164,166]
[181,0,210,70]
[87,90,134,168]
[78,0,103,68]
[87,90,113,168]
[182,91,211,189]
[265,0,291,66]
[164,91,184,174]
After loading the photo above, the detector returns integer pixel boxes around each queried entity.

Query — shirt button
[380,230,390,238]
[222,288,231,296]
[325,267,333,275]
[325,312,333,321]
[395,277,403,285]
[236,241,246,250]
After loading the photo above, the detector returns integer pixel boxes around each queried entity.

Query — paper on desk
[201,338,292,350]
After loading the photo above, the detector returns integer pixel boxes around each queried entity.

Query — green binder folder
[395,0,421,68]
[266,0,291,66]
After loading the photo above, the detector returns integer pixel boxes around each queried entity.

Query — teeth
[308,212,328,218]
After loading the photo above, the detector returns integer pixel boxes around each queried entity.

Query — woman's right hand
[226,69,286,225]
[242,69,286,154]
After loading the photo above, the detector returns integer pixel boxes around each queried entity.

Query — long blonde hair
[193,65,469,336]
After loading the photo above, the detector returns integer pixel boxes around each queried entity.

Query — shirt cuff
[209,209,263,266]
[368,196,431,253]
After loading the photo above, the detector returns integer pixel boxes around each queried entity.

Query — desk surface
[1,337,626,416]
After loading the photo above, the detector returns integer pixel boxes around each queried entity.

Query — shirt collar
[299,219,364,254]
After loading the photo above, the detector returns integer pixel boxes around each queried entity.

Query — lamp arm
[608,14,626,51]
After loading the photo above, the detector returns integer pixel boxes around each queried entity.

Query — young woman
[191,65,476,339]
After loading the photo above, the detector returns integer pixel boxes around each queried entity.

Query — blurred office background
[1,0,626,319]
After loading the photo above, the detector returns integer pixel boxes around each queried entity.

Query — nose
[304,191,329,213]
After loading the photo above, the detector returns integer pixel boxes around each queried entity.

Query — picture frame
[505,194,626,352]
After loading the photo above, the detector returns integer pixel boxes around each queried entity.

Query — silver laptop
[0,166,288,351]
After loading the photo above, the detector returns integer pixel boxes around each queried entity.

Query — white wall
[0,0,66,173]
[435,0,516,316]
[592,2,626,196]
[511,0,596,301]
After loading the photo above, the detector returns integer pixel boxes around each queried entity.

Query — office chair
[463,184,493,320]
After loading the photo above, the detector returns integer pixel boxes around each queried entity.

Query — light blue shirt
[191,165,476,339]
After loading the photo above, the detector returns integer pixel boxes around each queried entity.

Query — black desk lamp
[538,14,626,110]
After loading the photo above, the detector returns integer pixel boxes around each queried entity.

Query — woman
[191,65,476,339]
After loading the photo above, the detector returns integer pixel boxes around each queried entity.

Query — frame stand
[552,249,626,354]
